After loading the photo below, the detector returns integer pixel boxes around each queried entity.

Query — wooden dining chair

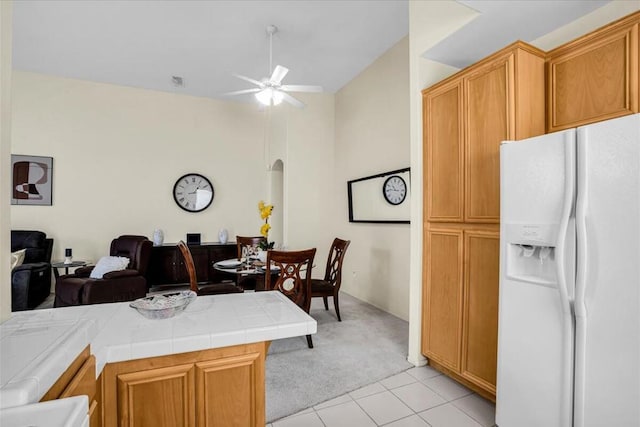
[235,236,267,290]
[265,248,316,348]
[177,241,244,295]
[311,238,351,321]
[236,236,267,259]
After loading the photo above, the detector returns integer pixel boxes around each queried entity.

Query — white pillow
[90,256,130,279]
[11,249,26,269]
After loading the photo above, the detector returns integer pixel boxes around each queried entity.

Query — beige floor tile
[419,403,483,427]
[356,390,414,425]
[422,375,474,401]
[314,393,353,410]
[391,381,446,412]
[452,394,496,427]
[384,415,431,426]
[272,411,325,427]
[317,400,377,427]
[380,372,417,390]
[349,382,386,400]
[406,365,442,382]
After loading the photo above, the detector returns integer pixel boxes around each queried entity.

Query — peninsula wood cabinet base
[100,342,267,427]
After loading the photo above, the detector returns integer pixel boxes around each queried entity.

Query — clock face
[383,175,407,205]
[173,173,214,212]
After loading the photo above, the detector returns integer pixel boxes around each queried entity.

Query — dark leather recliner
[54,235,152,307]
[11,230,54,311]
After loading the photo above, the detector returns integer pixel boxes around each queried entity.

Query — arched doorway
[269,159,284,248]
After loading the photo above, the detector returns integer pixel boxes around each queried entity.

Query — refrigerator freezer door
[497,129,576,427]
[574,113,640,427]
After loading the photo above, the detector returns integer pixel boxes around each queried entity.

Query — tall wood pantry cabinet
[421,41,546,400]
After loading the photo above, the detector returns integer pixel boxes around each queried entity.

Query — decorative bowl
[129,291,197,319]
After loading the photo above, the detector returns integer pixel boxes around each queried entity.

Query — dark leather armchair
[54,235,152,307]
[11,230,53,311]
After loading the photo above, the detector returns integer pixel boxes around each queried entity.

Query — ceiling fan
[225,25,323,108]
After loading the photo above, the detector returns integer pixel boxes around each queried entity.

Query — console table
[146,242,236,288]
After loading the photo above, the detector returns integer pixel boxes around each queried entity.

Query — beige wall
[8,71,336,310]
[11,72,268,265]
[334,37,411,320]
[406,0,640,364]
[1,1,12,322]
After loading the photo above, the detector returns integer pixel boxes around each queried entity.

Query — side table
[52,261,88,279]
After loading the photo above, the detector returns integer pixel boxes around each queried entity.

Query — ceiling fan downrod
[266,25,278,76]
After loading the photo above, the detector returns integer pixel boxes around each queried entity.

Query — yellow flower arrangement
[258,201,275,250]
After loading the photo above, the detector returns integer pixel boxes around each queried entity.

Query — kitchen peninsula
[0,291,317,426]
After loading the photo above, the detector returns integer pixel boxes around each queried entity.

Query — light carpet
[265,293,411,422]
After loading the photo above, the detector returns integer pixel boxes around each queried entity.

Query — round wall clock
[383,175,407,205]
[173,173,214,212]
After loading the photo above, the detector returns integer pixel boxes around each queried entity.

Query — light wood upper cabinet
[423,42,545,226]
[424,80,464,222]
[464,55,511,222]
[547,12,639,132]
[422,228,464,371]
[461,230,500,395]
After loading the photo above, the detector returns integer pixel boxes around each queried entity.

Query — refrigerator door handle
[552,130,577,427]
[575,128,588,318]
[555,131,576,314]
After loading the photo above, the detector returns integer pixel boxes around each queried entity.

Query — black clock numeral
[176,192,183,196]
[179,197,184,202]
[192,177,196,183]
[184,179,189,185]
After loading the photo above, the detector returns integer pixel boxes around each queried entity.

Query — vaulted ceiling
[12,1,612,103]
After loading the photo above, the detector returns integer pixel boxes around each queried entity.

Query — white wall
[10,72,268,265]
[0,0,12,322]
[334,37,411,320]
[406,0,639,364]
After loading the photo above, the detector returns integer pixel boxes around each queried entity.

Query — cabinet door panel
[60,355,96,400]
[548,22,638,131]
[147,247,179,287]
[424,81,464,222]
[461,231,499,393]
[116,364,195,427]
[465,56,512,223]
[195,352,264,427]
[422,229,464,370]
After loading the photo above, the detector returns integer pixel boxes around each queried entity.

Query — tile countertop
[0,291,317,409]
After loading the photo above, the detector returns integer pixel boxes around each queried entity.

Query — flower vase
[218,228,228,244]
[257,250,268,263]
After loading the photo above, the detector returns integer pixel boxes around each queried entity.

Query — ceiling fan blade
[281,92,305,108]
[281,84,323,93]
[222,88,262,96]
[233,73,263,87]
[270,65,289,84]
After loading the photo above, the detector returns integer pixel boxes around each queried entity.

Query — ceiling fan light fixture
[255,88,284,106]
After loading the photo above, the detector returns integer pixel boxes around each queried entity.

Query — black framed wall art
[11,155,53,206]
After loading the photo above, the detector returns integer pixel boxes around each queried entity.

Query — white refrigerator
[496,113,639,427]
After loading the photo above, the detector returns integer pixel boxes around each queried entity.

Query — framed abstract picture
[11,155,53,205]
